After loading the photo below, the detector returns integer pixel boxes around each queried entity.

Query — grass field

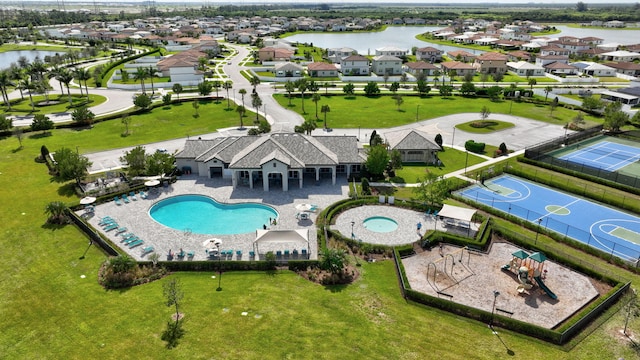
[2,94,106,116]
[274,93,601,128]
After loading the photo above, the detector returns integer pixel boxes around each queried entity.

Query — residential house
[543,61,579,75]
[536,55,570,67]
[473,52,508,74]
[156,48,205,84]
[375,46,408,57]
[507,61,545,77]
[507,50,533,62]
[307,62,338,77]
[384,129,441,164]
[440,61,476,77]
[258,47,295,62]
[572,62,616,77]
[600,85,640,106]
[605,20,625,28]
[327,47,357,64]
[341,55,370,76]
[605,62,640,77]
[404,61,439,76]
[548,39,592,55]
[446,50,477,63]
[539,45,570,57]
[598,50,640,62]
[175,132,363,192]
[273,62,304,77]
[371,55,403,75]
[415,47,444,63]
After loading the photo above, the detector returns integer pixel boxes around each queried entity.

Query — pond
[551,25,640,45]
[0,50,65,70]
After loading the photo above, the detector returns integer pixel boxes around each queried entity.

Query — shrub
[464,140,485,154]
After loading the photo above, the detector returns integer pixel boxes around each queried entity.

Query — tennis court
[548,137,640,177]
[457,174,640,262]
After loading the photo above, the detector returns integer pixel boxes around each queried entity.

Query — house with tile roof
[371,55,403,75]
[440,61,476,77]
[473,52,509,74]
[273,62,304,77]
[404,61,439,76]
[175,132,363,191]
[446,50,477,63]
[415,47,443,63]
[258,47,295,62]
[341,55,370,76]
[507,61,545,77]
[605,62,640,77]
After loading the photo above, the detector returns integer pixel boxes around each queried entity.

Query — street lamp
[464,150,469,175]
[416,105,420,122]
[451,127,456,147]
[490,290,500,330]
[351,221,355,239]
[534,218,543,245]
[214,239,222,291]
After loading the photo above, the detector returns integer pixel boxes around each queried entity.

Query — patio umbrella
[145,179,160,187]
[203,238,222,247]
[80,196,96,205]
[295,203,314,212]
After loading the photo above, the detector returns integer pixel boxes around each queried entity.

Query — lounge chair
[128,239,144,248]
[123,236,139,245]
[103,223,119,231]
[141,246,154,256]
[432,210,439,218]
[177,249,185,259]
[121,194,130,204]
[301,249,307,257]
[115,227,127,235]
[129,191,137,201]
[292,249,299,256]
[284,249,290,257]
[114,196,122,205]
[425,209,431,217]
[236,250,242,258]
[187,251,195,260]
[249,251,255,258]
[276,250,282,257]
[121,233,136,240]
[99,217,115,226]
[138,190,147,199]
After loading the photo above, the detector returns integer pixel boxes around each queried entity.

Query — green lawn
[2,94,106,116]
[1,91,640,358]
[274,94,601,128]
[456,120,515,133]
[391,148,485,183]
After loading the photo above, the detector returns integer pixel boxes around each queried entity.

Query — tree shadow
[56,182,78,197]
[41,222,67,231]
[11,146,24,153]
[28,132,52,139]
[324,283,348,293]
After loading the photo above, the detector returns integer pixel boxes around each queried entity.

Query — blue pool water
[149,195,278,235]
[363,216,398,233]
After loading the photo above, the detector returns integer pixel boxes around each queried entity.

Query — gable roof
[384,129,440,151]
[307,62,337,71]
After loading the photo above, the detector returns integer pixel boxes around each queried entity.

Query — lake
[285,25,640,55]
[0,50,65,70]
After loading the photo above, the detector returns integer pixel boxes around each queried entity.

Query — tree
[463,72,474,83]
[369,130,383,146]
[172,83,183,100]
[146,66,156,95]
[236,105,246,129]
[162,278,185,349]
[528,78,537,91]
[581,96,604,112]
[323,82,331,95]
[134,67,148,94]
[238,88,247,108]
[576,1,587,11]
[197,81,212,96]
[412,172,451,207]
[571,112,585,129]
[295,78,308,113]
[251,93,262,124]
[44,201,69,224]
[460,81,476,96]
[312,93,321,118]
[631,110,640,126]
[389,81,400,94]
[321,104,330,129]
[604,102,629,132]
[120,70,129,83]
[295,118,317,135]
[543,86,553,102]
[342,82,355,95]
[31,114,54,134]
[623,288,639,336]
[0,114,12,131]
[393,94,404,111]
[212,80,221,101]
[487,86,502,102]
[133,93,152,109]
[162,93,172,105]
[120,145,146,176]
[439,85,453,97]
[434,134,443,149]
[307,80,319,94]
[319,247,349,275]
[365,145,390,180]
[53,147,92,183]
[192,100,199,117]
[71,106,95,126]
[284,81,296,106]
[56,67,74,106]
[121,115,132,136]
[74,67,91,100]
[499,142,508,155]
[414,80,431,96]
[146,151,176,176]
[491,71,504,83]
[480,73,489,87]
[249,76,260,93]
[549,97,559,116]
[222,81,232,109]
[390,149,403,171]
[480,106,491,121]
[0,70,15,110]
[363,81,380,96]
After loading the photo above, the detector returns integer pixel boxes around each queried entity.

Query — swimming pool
[363,216,398,233]
[149,195,278,235]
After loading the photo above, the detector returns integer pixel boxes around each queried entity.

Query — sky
[2,0,640,4]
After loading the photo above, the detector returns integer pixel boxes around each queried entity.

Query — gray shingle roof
[385,129,440,150]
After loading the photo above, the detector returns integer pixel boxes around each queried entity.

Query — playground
[402,242,606,329]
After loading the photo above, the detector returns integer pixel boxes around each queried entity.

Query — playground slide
[534,276,558,300]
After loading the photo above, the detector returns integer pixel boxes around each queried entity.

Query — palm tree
[528,78,537,91]
[222,81,232,109]
[146,66,156,95]
[238,88,247,108]
[44,201,68,224]
[544,86,553,102]
[312,93,321,119]
[284,80,296,106]
[9,65,26,100]
[24,78,36,112]
[323,82,331,95]
[213,81,221,101]
[29,59,50,102]
[321,104,330,130]
[0,70,14,110]
[134,67,148,94]
[295,78,308,114]
[57,68,74,106]
[74,68,91,101]
[236,105,246,129]
[249,76,260,93]
[172,83,183,100]
[251,93,262,124]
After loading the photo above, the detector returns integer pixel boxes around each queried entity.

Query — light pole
[490,290,500,330]
[214,239,222,291]
[464,150,469,176]
[416,105,420,122]
[351,221,355,239]
[451,127,456,147]
[534,218,543,245]
[264,104,267,118]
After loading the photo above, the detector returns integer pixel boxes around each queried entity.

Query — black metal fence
[524,126,640,188]
[67,210,119,256]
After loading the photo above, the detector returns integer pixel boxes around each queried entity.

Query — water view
[285,25,640,54]
[0,50,64,70]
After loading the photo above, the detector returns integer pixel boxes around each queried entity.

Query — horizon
[1,0,640,5]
